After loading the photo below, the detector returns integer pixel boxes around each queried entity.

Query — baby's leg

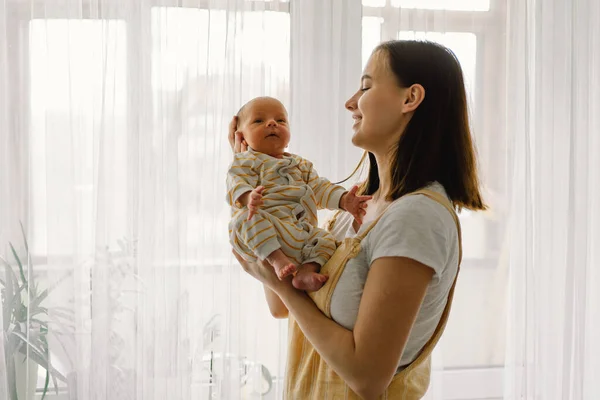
[266,249,297,279]
[230,209,297,279]
[300,225,337,268]
[292,262,328,291]
[293,225,337,291]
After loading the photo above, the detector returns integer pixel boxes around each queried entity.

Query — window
[29,19,128,257]
[362,1,507,399]
[7,1,291,395]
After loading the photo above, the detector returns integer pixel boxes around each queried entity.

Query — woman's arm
[278,256,433,400]
[263,284,288,318]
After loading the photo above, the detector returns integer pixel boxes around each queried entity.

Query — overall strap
[355,188,458,244]
[415,189,462,264]
[392,189,463,379]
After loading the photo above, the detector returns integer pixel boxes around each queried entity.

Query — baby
[227,96,370,291]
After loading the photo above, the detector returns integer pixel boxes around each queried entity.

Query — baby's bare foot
[293,270,328,292]
[277,263,297,279]
[266,249,297,280]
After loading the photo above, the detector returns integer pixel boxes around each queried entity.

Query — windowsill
[34,366,503,400]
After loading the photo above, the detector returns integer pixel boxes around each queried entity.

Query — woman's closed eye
[360,87,370,92]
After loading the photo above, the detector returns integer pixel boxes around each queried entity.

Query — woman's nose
[345,94,357,111]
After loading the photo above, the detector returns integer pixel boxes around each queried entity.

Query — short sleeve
[366,196,451,278]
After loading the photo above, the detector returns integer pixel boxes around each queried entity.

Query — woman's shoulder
[365,183,459,276]
[383,183,455,228]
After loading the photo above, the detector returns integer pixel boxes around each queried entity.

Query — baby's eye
[254,119,263,123]
[278,119,287,123]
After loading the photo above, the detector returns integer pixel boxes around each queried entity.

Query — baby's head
[236,97,291,157]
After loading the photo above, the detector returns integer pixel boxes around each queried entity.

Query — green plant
[1,223,68,400]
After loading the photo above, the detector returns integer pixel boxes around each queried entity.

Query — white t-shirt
[328,182,459,372]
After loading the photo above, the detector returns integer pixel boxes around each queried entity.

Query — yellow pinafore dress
[284,189,463,399]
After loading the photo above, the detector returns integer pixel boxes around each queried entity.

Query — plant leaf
[50,306,75,315]
[19,221,37,294]
[29,304,47,314]
[44,271,72,296]
[11,330,47,357]
[19,221,29,254]
[49,330,75,369]
[2,275,14,332]
[30,317,48,326]
[16,345,67,383]
[9,242,28,290]
[17,346,68,389]
[0,254,14,269]
[29,305,48,318]
[30,288,49,311]
[6,354,18,400]
[10,286,27,323]
[40,334,60,395]
[2,263,19,331]
[47,307,76,322]
[40,367,51,400]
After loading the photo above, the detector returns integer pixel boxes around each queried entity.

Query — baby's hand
[247,186,265,220]
[340,185,372,224]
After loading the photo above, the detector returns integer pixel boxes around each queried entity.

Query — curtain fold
[2,0,600,399]
[505,0,600,399]
[1,1,293,399]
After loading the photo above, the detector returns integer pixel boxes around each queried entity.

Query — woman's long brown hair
[340,40,486,211]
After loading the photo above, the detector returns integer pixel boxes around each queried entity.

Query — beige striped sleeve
[300,157,346,210]
[226,152,259,208]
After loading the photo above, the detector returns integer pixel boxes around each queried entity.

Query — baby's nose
[266,119,277,127]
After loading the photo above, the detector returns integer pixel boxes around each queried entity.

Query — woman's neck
[373,152,392,202]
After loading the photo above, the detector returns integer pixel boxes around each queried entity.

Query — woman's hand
[228,116,248,154]
[231,250,294,295]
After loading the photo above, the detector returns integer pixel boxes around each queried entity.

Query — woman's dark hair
[357,40,486,211]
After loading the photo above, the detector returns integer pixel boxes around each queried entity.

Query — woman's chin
[351,131,364,147]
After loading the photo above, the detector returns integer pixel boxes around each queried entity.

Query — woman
[228,40,486,399]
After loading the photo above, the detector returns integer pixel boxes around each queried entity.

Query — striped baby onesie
[227,148,346,266]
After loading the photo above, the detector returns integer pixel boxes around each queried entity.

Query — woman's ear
[402,84,425,113]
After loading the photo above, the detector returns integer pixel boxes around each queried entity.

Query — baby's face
[238,98,291,157]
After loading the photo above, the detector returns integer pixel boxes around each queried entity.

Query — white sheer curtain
[505,0,600,399]
[0,0,292,399]
[2,0,600,399]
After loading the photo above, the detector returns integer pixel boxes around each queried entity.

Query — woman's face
[345,50,411,154]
